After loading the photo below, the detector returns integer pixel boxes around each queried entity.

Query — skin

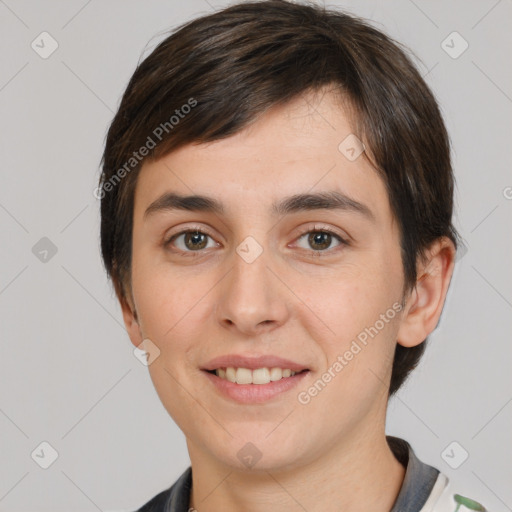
[120,87,455,512]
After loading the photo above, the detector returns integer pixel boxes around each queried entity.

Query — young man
[98,1,488,511]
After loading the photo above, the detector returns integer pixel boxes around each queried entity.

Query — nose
[215,239,290,337]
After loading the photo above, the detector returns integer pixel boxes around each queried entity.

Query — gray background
[0,0,511,511]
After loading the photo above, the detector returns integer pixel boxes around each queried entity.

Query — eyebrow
[143,190,375,221]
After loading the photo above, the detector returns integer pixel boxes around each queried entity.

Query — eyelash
[163,224,349,257]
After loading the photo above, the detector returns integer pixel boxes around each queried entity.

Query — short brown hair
[99,0,459,395]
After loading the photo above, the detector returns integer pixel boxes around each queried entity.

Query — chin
[203,428,312,473]
[220,449,304,474]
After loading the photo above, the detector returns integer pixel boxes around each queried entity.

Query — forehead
[134,89,390,221]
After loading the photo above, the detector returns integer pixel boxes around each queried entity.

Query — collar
[387,436,440,511]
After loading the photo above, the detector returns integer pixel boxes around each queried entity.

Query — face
[125,89,408,472]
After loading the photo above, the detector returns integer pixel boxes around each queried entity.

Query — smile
[211,367,304,384]
[203,368,310,404]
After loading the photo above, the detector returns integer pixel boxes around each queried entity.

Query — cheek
[302,261,401,341]
[131,262,217,431]
[294,257,403,405]
[298,275,402,420]
[134,274,193,340]
[131,253,219,357]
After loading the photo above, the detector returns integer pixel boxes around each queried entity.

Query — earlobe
[397,237,456,348]
[119,291,144,349]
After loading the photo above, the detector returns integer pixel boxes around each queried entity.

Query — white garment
[420,473,488,512]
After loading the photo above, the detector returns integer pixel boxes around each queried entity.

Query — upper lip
[201,354,309,372]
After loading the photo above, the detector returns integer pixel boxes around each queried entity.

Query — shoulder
[132,467,192,512]
[386,436,490,512]
[134,487,172,512]
[420,473,490,512]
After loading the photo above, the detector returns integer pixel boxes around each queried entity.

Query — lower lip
[202,370,310,404]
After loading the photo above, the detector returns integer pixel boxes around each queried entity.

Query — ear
[397,237,456,348]
[117,285,144,349]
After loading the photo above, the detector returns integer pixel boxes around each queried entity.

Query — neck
[187,427,405,512]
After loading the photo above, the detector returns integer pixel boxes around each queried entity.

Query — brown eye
[184,231,208,250]
[166,230,216,253]
[295,228,347,254]
[308,232,334,250]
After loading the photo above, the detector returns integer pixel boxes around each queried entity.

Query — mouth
[200,354,311,403]
[202,366,310,405]
[205,367,309,385]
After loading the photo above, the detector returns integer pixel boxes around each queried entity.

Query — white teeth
[235,367,252,384]
[252,367,270,384]
[225,367,236,383]
[269,367,283,381]
[215,367,298,384]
